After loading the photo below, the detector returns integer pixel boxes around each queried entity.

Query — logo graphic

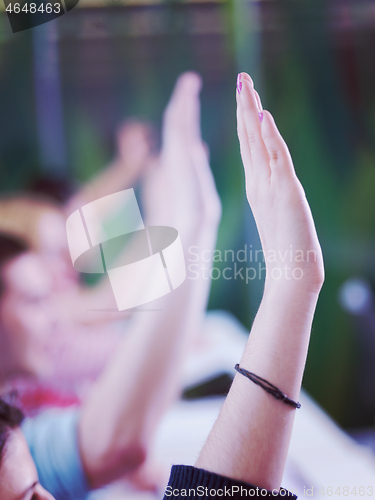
[66,189,186,311]
[3,0,79,33]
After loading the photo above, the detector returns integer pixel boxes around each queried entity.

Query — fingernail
[237,74,242,94]
[258,112,263,123]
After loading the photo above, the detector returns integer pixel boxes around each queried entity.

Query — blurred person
[0,397,55,500]
[0,119,154,321]
[0,236,56,383]
[0,120,158,411]
[0,72,323,499]
[0,71,221,498]
[0,235,126,411]
[0,71,224,415]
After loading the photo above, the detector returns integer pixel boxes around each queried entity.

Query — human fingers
[163,72,202,142]
[236,73,270,180]
[236,99,253,173]
[254,90,263,112]
[115,119,155,179]
[182,72,203,143]
[116,119,153,152]
[190,140,222,226]
[260,110,295,178]
[238,76,263,113]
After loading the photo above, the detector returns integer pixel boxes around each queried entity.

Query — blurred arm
[65,120,152,215]
[62,120,153,315]
[77,73,221,489]
[78,230,211,487]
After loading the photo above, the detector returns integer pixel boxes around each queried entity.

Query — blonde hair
[0,194,63,251]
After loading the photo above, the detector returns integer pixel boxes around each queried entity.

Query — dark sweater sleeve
[163,465,297,499]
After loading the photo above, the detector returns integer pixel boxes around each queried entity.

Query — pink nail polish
[237,74,242,94]
[258,112,263,123]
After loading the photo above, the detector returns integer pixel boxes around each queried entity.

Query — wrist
[263,258,324,296]
[263,277,322,304]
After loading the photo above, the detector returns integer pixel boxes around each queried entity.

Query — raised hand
[195,75,324,490]
[236,73,324,293]
[115,119,154,182]
[78,74,221,489]
[142,72,221,241]
[65,120,153,216]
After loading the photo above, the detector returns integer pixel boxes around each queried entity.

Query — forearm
[65,161,134,215]
[195,280,320,490]
[240,281,319,399]
[78,73,221,489]
[79,224,218,487]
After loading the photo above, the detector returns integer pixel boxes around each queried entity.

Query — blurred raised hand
[66,119,153,215]
[142,72,221,242]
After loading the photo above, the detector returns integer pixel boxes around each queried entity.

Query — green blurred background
[1,0,375,429]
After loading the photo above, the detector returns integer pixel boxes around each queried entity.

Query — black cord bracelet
[234,364,301,409]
